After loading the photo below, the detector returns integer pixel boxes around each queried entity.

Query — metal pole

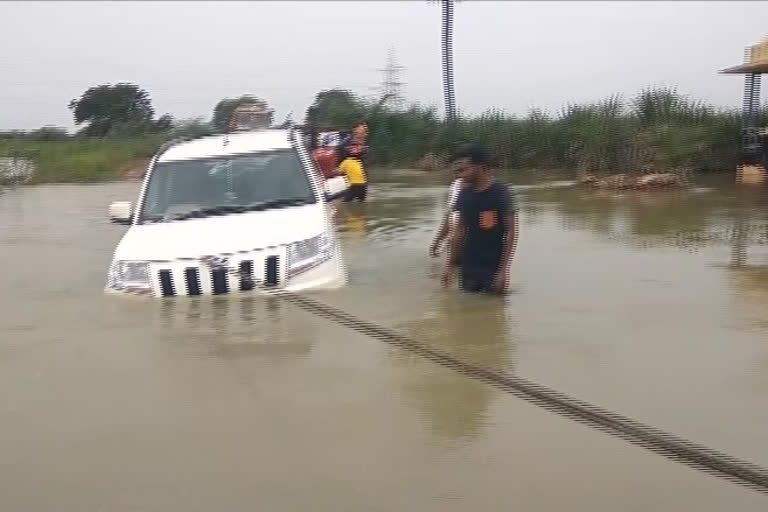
[741,47,762,165]
[441,0,457,123]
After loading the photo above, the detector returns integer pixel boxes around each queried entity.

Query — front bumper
[106,247,346,298]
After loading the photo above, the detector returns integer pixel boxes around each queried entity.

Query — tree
[212,95,269,132]
[304,89,367,129]
[154,114,174,132]
[68,83,157,136]
[169,117,215,138]
[31,126,69,140]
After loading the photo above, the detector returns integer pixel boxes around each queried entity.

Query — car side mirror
[108,201,133,224]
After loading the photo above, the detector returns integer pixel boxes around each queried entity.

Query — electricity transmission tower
[378,47,406,111]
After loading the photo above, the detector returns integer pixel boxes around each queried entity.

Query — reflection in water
[726,188,763,268]
[730,206,749,268]
[726,266,768,333]
[521,176,768,266]
[726,265,768,392]
[335,186,441,244]
[335,202,369,237]
[151,296,313,361]
[395,291,517,441]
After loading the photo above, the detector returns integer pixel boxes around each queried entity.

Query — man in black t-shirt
[441,144,519,294]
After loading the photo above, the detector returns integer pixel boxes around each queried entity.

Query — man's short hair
[450,143,492,167]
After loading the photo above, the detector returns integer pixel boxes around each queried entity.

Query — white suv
[105,128,348,297]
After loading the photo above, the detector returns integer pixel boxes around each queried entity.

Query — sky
[1,1,767,131]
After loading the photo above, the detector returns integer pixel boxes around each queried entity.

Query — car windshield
[138,150,316,223]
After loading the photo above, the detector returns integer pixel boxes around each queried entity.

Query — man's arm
[498,211,519,272]
[430,180,461,256]
[493,187,519,291]
[446,215,465,267]
[442,214,465,286]
[430,215,451,257]
[441,188,467,286]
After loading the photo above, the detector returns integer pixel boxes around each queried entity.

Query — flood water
[1,170,768,511]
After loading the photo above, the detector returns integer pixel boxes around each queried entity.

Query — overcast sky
[1,1,767,131]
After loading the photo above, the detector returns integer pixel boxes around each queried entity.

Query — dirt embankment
[118,159,151,181]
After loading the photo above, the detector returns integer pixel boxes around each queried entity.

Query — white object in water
[324,175,349,199]
[108,201,132,223]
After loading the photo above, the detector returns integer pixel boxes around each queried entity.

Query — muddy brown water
[1,171,768,511]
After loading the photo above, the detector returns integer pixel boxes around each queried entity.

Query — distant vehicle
[228,101,273,132]
[105,127,349,297]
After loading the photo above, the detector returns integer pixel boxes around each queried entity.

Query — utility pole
[441,0,457,122]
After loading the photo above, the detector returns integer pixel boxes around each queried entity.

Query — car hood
[113,203,328,261]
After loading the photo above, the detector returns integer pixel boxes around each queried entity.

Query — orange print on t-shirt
[479,210,497,229]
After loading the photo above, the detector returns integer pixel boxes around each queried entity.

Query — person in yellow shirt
[340,156,368,202]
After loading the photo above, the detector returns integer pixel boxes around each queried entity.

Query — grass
[0,136,165,184]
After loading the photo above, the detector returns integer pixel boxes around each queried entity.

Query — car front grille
[152,253,283,297]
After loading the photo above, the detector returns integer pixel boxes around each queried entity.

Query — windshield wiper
[169,205,245,220]
[249,197,315,210]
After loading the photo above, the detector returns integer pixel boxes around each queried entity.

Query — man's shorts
[460,265,497,293]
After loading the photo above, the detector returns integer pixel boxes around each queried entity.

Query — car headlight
[107,260,151,291]
[287,233,333,277]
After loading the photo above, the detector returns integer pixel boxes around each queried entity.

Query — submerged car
[105,128,349,297]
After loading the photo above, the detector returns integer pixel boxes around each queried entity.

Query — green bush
[338,87,762,174]
[5,87,762,183]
